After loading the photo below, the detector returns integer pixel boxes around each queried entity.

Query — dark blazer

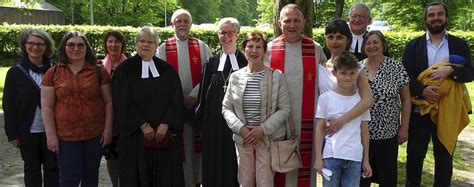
[402,33,474,99]
[3,64,42,142]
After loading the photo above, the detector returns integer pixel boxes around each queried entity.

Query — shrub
[0,24,473,66]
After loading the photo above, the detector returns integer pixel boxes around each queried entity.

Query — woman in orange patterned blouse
[41,31,113,186]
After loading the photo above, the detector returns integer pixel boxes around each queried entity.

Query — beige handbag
[266,70,302,173]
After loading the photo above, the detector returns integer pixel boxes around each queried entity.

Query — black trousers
[360,137,398,187]
[19,132,59,187]
[405,113,453,187]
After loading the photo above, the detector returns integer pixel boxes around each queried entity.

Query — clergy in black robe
[195,17,248,187]
[112,27,184,187]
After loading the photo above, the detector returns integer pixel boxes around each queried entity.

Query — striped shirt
[243,70,265,126]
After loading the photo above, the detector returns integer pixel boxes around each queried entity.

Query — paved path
[1,111,473,186]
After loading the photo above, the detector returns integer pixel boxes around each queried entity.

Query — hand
[47,135,59,153]
[422,85,441,103]
[183,96,196,109]
[325,117,345,136]
[101,127,112,148]
[397,125,409,145]
[429,66,453,80]
[314,158,324,174]
[240,126,251,138]
[362,160,372,178]
[244,126,263,145]
[154,123,169,141]
[141,123,154,140]
[9,139,20,149]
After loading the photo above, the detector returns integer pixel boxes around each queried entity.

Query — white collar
[141,59,160,78]
[218,53,239,72]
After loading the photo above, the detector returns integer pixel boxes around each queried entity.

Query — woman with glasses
[112,27,185,186]
[195,17,247,187]
[3,28,59,187]
[41,31,113,186]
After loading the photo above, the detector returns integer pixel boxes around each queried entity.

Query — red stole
[270,35,316,122]
[165,36,203,160]
[165,36,202,87]
[270,35,317,187]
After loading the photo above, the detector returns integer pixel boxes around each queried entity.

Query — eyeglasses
[219,31,235,37]
[137,40,156,46]
[66,43,86,50]
[25,42,46,47]
[350,14,369,19]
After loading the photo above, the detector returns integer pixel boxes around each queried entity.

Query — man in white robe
[265,4,326,187]
[157,9,212,187]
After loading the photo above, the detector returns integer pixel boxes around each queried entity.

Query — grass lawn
[0,67,8,110]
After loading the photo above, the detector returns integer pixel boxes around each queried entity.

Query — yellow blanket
[412,61,471,155]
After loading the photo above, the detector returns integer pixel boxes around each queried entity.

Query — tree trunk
[273,0,313,38]
[334,0,344,19]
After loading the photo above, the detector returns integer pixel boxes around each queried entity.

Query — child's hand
[362,160,372,178]
[314,158,324,174]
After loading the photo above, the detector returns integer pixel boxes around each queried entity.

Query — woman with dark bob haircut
[317,19,373,139]
[41,31,113,186]
[3,28,59,186]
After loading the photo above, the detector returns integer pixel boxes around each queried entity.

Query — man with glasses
[265,4,326,187]
[348,3,372,60]
[402,2,473,186]
[156,9,212,187]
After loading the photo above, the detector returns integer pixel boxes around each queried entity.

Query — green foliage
[1,24,473,66]
[180,0,221,24]
[256,0,273,25]
[180,0,258,26]
[46,0,180,27]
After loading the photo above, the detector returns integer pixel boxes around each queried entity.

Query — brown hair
[103,30,126,55]
[333,51,359,71]
[241,31,268,52]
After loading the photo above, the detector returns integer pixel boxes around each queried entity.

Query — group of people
[3,2,472,187]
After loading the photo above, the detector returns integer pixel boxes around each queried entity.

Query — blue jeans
[322,157,361,187]
[57,136,102,187]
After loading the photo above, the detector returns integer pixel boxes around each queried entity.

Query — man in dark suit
[402,2,474,186]
[323,3,371,60]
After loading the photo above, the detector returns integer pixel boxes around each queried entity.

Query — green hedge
[1,24,473,66]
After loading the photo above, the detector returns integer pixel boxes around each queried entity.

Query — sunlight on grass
[0,67,9,109]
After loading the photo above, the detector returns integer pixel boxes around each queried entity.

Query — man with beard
[157,8,212,187]
[402,2,473,186]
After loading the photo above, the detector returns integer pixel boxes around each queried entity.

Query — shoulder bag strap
[15,64,40,90]
[266,69,273,116]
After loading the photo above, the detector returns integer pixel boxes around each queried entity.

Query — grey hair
[17,28,55,58]
[348,3,372,18]
[135,27,161,44]
[279,4,304,20]
[171,8,192,23]
[217,17,240,33]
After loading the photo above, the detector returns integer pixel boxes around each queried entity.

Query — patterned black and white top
[362,57,410,140]
[243,70,265,126]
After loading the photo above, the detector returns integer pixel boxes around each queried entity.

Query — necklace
[221,69,233,92]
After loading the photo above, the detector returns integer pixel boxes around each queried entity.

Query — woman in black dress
[195,17,248,187]
[112,27,184,187]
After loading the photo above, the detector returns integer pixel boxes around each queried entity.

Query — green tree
[180,0,221,24]
[47,0,179,26]
[256,0,273,25]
